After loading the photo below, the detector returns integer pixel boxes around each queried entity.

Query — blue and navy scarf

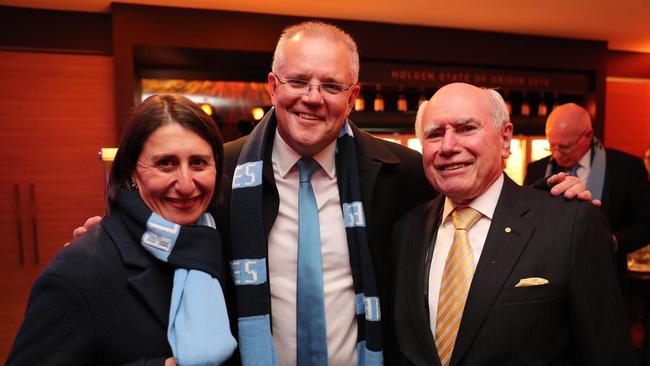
[230,109,383,365]
[115,189,237,365]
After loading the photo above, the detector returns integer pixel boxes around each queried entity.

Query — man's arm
[529,173,601,207]
[72,216,102,240]
[614,157,650,253]
[569,204,636,365]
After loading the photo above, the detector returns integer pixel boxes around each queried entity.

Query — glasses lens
[278,75,349,96]
[285,79,309,94]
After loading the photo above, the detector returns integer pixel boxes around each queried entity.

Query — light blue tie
[296,158,328,366]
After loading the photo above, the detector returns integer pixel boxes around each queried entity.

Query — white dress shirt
[428,174,504,337]
[268,130,357,366]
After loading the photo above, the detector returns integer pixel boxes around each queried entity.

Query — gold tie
[435,207,482,366]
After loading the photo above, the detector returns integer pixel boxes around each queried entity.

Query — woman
[7,95,237,366]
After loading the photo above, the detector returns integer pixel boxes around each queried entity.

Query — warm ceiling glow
[252,107,265,120]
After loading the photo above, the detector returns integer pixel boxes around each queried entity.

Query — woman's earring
[129,179,139,190]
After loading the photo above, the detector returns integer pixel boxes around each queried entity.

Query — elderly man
[393,83,636,366]
[525,103,650,285]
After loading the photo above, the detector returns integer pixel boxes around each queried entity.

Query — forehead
[278,36,354,80]
[143,123,210,151]
[423,89,491,127]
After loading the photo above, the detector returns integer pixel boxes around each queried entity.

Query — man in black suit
[217,21,434,366]
[393,82,636,365]
[525,103,650,284]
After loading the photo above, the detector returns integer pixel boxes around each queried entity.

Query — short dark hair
[107,94,224,207]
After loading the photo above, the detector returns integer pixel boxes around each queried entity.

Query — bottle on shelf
[520,92,531,117]
[374,84,385,112]
[418,93,427,107]
[537,93,548,117]
[397,93,408,112]
[355,92,365,112]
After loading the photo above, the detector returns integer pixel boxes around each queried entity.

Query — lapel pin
[504,227,512,233]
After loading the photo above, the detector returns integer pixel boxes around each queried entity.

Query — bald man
[525,103,650,288]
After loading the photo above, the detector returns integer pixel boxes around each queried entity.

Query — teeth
[442,163,467,170]
[170,197,197,204]
[297,113,319,120]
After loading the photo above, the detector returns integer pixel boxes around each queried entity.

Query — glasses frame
[272,72,356,97]
[546,129,591,153]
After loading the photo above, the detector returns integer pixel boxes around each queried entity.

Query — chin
[165,212,202,226]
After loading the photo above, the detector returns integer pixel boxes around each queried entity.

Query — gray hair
[272,21,360,82]
[415,87,510,141]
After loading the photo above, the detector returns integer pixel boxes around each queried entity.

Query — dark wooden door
[0,50,116,361]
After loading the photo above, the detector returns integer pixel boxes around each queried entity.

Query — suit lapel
[102,213,172,327]
[351,124,400,218]
[598,151,613,219]
[417,197,445,366]
[450,177,535,365]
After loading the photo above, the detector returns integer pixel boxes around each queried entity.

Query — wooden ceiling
[1,0,649,53]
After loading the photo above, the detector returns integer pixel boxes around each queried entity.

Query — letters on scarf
[229,109,383,365]
[115,189,236,366]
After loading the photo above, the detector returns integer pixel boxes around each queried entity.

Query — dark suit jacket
[524,148,650,256]
[7,213,176,366]
[214,115,435,363]
[393,176,637,366]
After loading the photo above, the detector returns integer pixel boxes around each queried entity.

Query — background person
[8,95,236,366]
[525,103,650,290]
[393,83,636,366]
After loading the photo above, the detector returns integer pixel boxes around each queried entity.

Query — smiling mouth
[167,196,200,208]
[437,162,472,171]
[295,112,321,121]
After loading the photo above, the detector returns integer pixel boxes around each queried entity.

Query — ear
[501,122,514,159]
[345,83,361,116]
[268,72,279,105]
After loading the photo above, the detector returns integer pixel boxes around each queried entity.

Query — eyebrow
[149,153,213,160]
[284,73,345,84]
[423,117,477,136]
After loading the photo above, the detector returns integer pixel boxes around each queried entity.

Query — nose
[551,148,564,161]
[175,166,196,195]
[439,128,459,156]
[302,85,324,104]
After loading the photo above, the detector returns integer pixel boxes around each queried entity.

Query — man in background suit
[524,103,650,282]
[393,82,636,365]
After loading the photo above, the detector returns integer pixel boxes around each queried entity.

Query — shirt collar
[271,129,337,180]
[441,173,504,224]
[577,148,591,169]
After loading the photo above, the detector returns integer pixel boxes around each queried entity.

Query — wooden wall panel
[604,80,650,158]
[0,50,115,362]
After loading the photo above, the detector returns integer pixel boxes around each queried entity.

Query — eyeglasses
[546,129,590,153]
[273,72,356,97]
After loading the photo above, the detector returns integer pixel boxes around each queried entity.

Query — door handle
[14,183,25,266]
[29,183,39,265]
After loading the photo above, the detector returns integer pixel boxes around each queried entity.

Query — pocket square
[515,277,549,287]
